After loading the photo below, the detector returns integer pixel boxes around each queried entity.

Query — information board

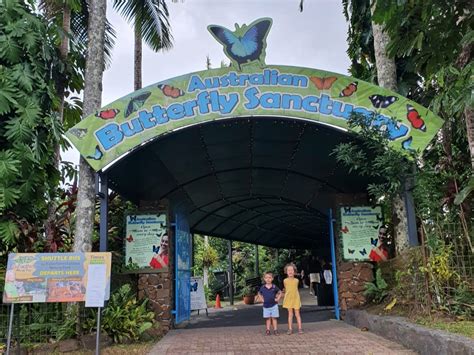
[125,213,168,270]
[340,206,384,261]
[190,277,207,311]
[3,252,111,304]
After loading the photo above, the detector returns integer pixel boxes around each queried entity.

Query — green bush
[84,284,155,343]
[364,269,389,303]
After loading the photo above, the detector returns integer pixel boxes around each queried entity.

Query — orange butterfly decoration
[339,82,358,97]
[158,84,185,99]
[310,76,337,90]
[126,235,134,243]
[341,226,349,234]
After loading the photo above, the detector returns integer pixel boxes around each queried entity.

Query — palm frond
[114,0,173,52]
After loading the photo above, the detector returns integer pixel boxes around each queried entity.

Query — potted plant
[241,285,256,305]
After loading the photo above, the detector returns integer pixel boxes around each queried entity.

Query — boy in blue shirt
[256,272,282,335]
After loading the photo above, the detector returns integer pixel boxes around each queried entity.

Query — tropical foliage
[0,0,71,255]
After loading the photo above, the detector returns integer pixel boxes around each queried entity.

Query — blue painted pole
[328,208,340,320]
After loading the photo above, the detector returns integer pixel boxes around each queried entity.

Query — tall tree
[370,1,411,254]
[113,0,173,90]
[73,0,107,252]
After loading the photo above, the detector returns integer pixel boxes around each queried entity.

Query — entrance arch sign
[66,19,443,171]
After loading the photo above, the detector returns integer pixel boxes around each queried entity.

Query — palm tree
[113,0,173,90]
[74,0,107,253]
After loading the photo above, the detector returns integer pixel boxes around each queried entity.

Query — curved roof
[107,117,373,249]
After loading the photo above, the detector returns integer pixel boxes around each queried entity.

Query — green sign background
[66,65,444,171]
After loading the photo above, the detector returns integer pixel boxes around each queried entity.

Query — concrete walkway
[148,291,415,354]
[148,320,416,354]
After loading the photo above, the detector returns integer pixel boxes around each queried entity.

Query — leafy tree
[0,0,65,254]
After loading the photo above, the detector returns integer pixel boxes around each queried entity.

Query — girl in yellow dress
[282,263,303,334]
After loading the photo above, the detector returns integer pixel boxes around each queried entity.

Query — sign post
[5,303,14,355]
[190,277,208,316]
[3,252,112,354]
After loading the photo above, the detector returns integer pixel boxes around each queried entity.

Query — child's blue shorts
[263,304,279,318]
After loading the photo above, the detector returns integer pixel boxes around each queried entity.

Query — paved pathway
[149,290,415,354]
[148,320,416,354]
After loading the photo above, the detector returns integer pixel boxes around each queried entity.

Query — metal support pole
[95,307,101,355]
[228,240,234,305]
[328,208,340,320]
[255,244,259,277]
[98,172,108,252]
[6,304,14,355]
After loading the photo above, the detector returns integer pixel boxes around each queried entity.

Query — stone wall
[138,272,173,333]
[338,261,374,314]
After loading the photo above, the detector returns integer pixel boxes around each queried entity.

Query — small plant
[364,269,389,303]
[241,285,255,296]
[84,284,155,343]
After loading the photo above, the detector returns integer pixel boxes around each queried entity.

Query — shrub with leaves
[364,269,389,303]
[84,284,155,343]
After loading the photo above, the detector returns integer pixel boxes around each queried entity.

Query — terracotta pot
[243,295,255,304]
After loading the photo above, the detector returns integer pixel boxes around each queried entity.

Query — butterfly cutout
[340,82,358,97]
[96,108,120,120]
[406,104,426,131]
[69,128,88,139]
[344,207,352,213]
[371,238,378,247]
[402,136,414,151]
[341,226,349,233]
[359,248,367,256]
[87,145,103,160]
[153,245,160,254]
[348,249,355,254]
[125,92,151,118]
[208,18,272,70]
[126,235,134,243]
[376,214,383,222]
[369,95,398,109]
[372,225,380,230]
[190,281,198,292]
[128,257,133,264]
[158,84,184,98]
[310,76,337,90]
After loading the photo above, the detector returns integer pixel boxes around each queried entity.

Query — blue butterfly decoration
[190,281,198,292]
[87,145,103,160]
[371,238,378,247]
[208,18,272,71]
[359,248,367,256]
[152,245,160,254]
[402,136,414,151]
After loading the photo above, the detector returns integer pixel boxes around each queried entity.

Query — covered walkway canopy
[106,117,372,249]
[66,65,443,250]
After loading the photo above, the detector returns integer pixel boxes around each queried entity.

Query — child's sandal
[298,329,304,334]
[287,329,292,335]
[274,330,279,336]
[265,330,271,336]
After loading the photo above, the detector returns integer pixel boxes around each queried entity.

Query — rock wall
[138,272,173,333]
[338,261,374,313]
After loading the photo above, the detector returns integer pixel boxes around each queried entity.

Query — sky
[63,0,351,164]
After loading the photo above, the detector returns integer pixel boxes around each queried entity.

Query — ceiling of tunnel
[106,117,373,249]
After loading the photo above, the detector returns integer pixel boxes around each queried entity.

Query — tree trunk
[46,3,71,246]
[456,43,473,170]
[371,2,410,254]
[134,23,142,91]
[74,0,107,252]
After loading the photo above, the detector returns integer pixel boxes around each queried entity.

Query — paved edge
[345,309,474,355]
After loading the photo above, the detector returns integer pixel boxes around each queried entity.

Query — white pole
[6,303,14,355]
